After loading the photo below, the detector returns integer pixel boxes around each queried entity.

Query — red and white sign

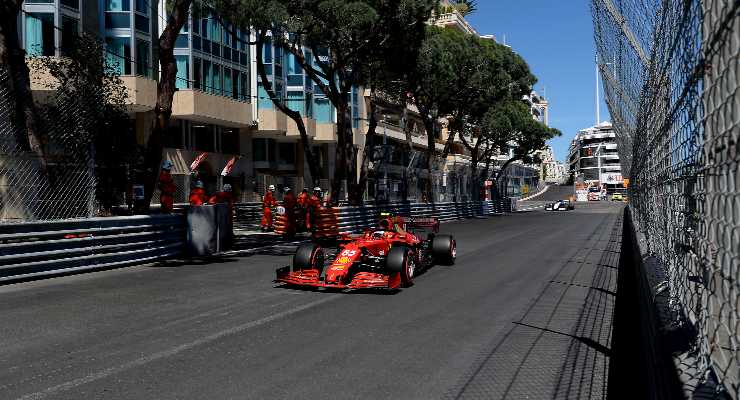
[190,152,209,172]
[221,156,239,176]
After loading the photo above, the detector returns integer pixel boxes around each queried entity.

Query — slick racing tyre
[387,246,415,286]
[432,234,456,265]
[293,244,325,274]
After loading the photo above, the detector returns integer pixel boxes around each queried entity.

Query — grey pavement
[0,202,624,400]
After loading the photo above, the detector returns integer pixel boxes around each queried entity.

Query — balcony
[315,122,337,143]
[431,11,478,35]
[172,89,252,128]
[120,76,157,113]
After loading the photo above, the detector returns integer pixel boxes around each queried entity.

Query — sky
[466,0,611,163]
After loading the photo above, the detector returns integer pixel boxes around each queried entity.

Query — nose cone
[326,245,362,283]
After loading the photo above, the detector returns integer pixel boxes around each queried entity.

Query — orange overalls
[297,191,309,230]
[209,191,234,208]
[189,187,207,206]
[283,191,297,235]
[306,194,322,231]
[158,170,176,213]
[261,191,278,230]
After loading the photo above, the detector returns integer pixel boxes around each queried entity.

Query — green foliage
[30,33,136,213]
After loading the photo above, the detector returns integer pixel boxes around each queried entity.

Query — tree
[0,1,46,168]
[214,0,436,205]
[493,111,561,196]
[31,34,133,214]
[211,1,323,187]
[140,0,193,211]
[401,27,535,200]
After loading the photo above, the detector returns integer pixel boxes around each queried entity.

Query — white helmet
[195,180,204,188]
[313,187,322,193]
[284,187,292,192]
[223,184,232,192]
[161,160,173,170]
[268,184,276,191]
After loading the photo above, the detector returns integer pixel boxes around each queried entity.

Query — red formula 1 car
[275,215,456,291]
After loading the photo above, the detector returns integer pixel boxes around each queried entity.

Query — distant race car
[611,192,624,201]
[275,215,456,290]
[545,199,575,211]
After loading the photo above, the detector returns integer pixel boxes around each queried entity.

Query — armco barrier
[0,214,186,282]
[236,199,511,234]
[318,200,508,236]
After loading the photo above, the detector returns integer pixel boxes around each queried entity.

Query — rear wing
[404,217,440,233]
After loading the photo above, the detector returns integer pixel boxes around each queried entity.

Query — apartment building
[568,121,623,191]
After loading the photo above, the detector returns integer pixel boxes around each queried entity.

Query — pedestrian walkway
[447,205,621,399]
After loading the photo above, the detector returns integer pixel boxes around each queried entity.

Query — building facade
[568,121,623,191]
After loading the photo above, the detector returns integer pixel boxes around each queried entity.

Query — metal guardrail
[0,214,186,282]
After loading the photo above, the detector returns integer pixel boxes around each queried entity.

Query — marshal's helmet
[223,184,232,192]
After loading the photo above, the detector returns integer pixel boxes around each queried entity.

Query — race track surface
[0,202,624,400]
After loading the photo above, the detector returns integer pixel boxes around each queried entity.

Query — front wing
[275,266,402,290]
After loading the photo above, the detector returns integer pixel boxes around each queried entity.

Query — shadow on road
[445,207,623,399]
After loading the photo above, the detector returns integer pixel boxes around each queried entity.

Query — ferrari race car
[545,199,574,211]
[275,215,456,290]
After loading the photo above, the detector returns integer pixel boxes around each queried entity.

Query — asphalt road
[532,185,576,202]
[0,202,624,400]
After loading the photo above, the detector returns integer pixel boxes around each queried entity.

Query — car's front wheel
[432,235,456,265]
[293,244,325,275]
[387,246,415,286]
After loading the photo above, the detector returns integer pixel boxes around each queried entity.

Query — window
[25,13,54,57]
[60,0,79,10]
[305,93,313,118]
[203,60,212,92]
[213,64,222,94]
[253,138,271,162]
[135,0,148,14]
[352,87,360,128]
[240,72,249,101]
[287,53,302,86]
[164,120,183,149]
[263,39,272,64]
[175,55,189,89]
[193,57,201,90]
[240,52,247,66]
[193,125,215,153]
[222,129,239,153]
[278,143,295,165]
[135,14,149,33]
[314,97,332,123]
[223,67,233,98]
[193,17,200,34]
[211,43,220,57]
[106,13,130,29]
[61,16,79,56]
[106,0,130,11]
[135,39,150,77]
[287,91,304,114]
[106,37,132,75]
[175,34,188,48]
[208,17,220,44]
[192,36,201,50]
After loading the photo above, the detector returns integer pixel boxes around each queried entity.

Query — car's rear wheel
[432,234,456,265]
[293,244,324,274]
[387,246,414,286]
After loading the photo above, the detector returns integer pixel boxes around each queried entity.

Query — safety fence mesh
[0,65,118,223]
[592,0,739,396]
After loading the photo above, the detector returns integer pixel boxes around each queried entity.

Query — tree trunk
[0,1,47,169]
[142,0,192,211]
[331,95,352,205]
[256,34,321,186]
[357,89,378,205]
[417,102,437,203]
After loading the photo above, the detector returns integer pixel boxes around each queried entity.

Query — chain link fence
[592,0,739,396]
[0,67,96,222]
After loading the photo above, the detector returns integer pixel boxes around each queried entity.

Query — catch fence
[592,0,739,396]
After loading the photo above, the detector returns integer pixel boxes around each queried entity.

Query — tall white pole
[595,53,600,126]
